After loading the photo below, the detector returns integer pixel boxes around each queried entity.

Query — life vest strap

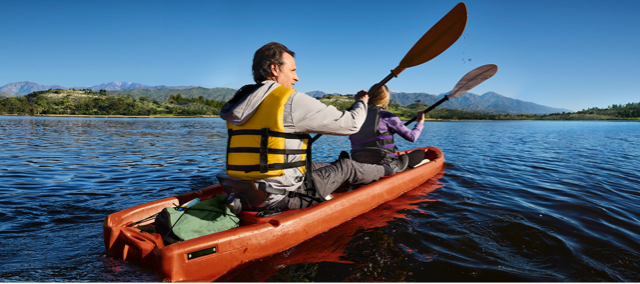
[259,128,269,173]
[228,128,311,173]
[228,147,308,155]
[227,160,307,173]
[349,132,395,150]
[229,129,311,140]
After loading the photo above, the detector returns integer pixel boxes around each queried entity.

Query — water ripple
[0,117,639,281]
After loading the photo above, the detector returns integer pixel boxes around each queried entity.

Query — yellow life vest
[226,85,310,180]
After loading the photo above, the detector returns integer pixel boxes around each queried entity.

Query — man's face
[270,52,299,89]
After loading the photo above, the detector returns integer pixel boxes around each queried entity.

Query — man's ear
[269,64,279,77]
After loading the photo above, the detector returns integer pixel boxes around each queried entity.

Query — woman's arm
[380,110,424,142]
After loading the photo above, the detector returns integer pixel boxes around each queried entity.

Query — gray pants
[281,159,386,210]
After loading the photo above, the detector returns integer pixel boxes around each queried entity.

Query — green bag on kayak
[155,195,239,244]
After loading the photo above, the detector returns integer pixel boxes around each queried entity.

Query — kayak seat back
[351,147,389,164]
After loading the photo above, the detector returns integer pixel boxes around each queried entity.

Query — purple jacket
[378,109,423,142]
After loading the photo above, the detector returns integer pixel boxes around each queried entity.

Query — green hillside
[0,91,13,98]
[106,87,237,102]
[0,89,224,116]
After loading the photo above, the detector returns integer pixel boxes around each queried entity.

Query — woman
[347,84,426,170]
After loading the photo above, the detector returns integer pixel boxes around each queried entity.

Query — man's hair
[252,42,295,83]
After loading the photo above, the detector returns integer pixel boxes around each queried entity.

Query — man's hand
[355,90,369,104]
[416,110,425,123]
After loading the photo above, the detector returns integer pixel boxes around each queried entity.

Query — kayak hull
[103,146,444,282]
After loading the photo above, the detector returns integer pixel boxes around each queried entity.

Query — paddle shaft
[404,96,449,126]
[309,3,468,143]
[367,72,395,99]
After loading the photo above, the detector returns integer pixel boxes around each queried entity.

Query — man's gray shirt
[220,80,368,205]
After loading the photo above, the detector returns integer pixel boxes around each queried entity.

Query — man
[220,42,408,210]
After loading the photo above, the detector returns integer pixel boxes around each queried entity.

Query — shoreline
[1,114,637,122]
[0,114,220,118]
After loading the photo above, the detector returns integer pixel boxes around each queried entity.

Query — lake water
[0,116,639,282]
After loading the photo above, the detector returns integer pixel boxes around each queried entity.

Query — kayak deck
[103,146,444,282]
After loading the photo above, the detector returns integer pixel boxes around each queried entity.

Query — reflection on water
[0,117,639,282]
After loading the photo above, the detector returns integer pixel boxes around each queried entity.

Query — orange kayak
[103,146,444,282]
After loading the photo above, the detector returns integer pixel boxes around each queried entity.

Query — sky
[1,0,639,112]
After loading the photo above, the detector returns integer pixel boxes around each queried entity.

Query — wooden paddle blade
[392,2,468,76]
[448,64,498,99]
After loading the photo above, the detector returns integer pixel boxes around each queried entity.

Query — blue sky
[1,0,639,111]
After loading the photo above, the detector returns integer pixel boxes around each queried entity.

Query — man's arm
[290,92,369,135]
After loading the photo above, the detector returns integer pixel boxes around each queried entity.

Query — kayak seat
[410,159,431,168]
[424,148,440,160]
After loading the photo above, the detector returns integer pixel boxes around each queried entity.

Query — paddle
[310,2,468,143]
[404,64,498,125]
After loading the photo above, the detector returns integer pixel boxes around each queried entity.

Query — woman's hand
[355,90,369,104]
[416,110,425,123]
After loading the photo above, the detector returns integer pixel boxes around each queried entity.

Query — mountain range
[1,81,572,115]
[0,81,197,95]
[306,90,572,115]
[390,91,572,115]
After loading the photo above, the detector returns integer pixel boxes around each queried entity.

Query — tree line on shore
[0,89,638,120]
[0,89,222,116]
[539,103,640,120]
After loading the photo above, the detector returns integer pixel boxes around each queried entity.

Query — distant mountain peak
[480,91,501,97]
[305,90,342,98]
[0,81,66,95]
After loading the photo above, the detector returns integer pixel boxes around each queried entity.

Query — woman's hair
[252,42,295,83]
[368,83,390,108]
